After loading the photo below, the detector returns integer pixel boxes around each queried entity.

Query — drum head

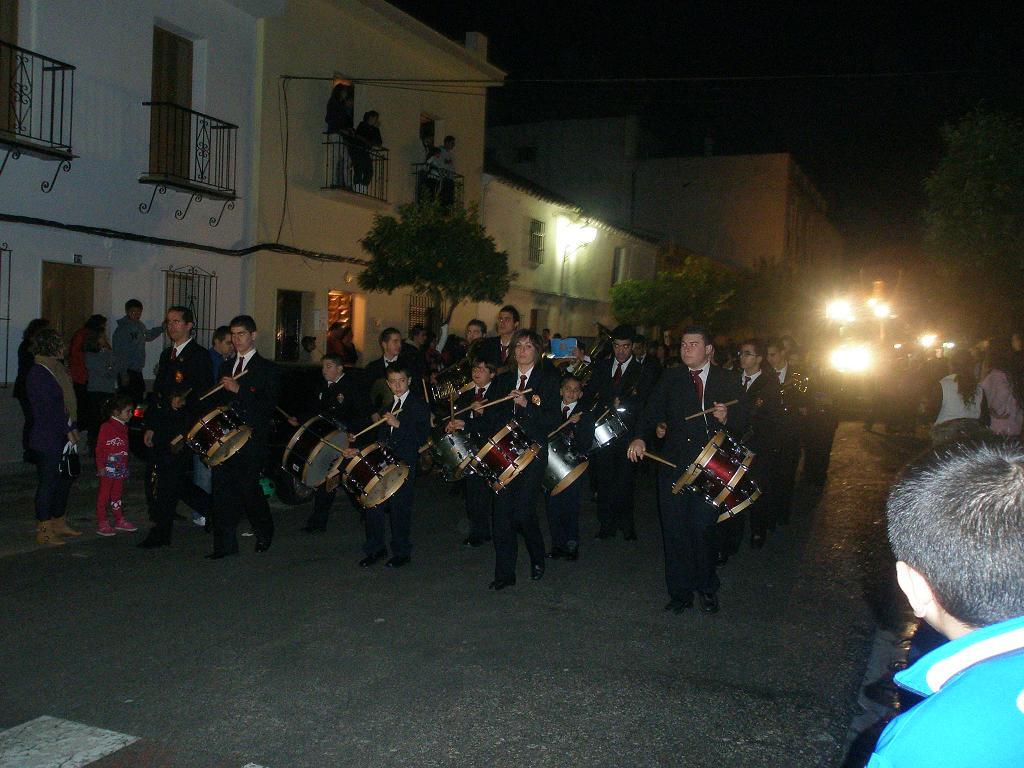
[549,459,588,496]
[359,463,409,507]
[205,425,252,467]
[283,416,347,488]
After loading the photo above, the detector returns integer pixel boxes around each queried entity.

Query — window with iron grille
[164,265,217,347]
[528,219,545,266]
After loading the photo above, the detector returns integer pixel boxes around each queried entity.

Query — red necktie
[501,345,509,363]
[472,387,484,418]
[516,374,527,412]
[562,405,569,420]
[743,375,751,390]
[613,362,622,386]
[233,356,245,377]
[690,369,704,406]
[170,347,177,361]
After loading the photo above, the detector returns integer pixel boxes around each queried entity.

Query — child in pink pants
[95,395,137,536]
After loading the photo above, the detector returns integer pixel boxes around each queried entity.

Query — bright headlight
[830,345,873,373]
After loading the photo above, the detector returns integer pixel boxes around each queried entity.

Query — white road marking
[0,716,138,768]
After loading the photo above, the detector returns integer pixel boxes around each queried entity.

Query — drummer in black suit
[584,324,659,540]
[206,315,280,559]
[445,357,499,547]
[545,374,594,561]
[476,305,520,367]
[628,326,748,614]
[138,305,213,549]
[633,334,663,380]
[289,353,369,533]
[487,329,561,590]
[363,327,422,413]
[346,361,430,568]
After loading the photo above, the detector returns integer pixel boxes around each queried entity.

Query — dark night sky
[388,1,1024,261]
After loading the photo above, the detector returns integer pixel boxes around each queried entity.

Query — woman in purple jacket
[26,329,82,545]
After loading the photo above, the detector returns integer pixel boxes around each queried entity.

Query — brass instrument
[564,323,614,383]
[430,338,483,402]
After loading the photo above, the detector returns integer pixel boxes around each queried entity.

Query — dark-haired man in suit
[629,326,747,614]
[476,305,520,368]
[584,324,658,540]
[138,305,213,549]
[206,315,280,559]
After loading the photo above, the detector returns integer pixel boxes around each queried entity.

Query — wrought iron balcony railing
[322,132,388,202]
[0,37,75,157]
[142,101,237,198]
[411,163,464,209]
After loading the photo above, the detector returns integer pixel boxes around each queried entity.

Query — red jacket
[95,417,130,479]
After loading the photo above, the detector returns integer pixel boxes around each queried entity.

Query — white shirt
[469,382,491,418]
[776,365,788,384]
[516,366,534,387]
[561,400,578,417]
[389,391,408,433]
[611,356,633,378]
[742,369,762,391]
[233,348,257,373]
[171,338,193,358]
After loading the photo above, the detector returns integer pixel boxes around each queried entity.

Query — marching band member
[487,330,560,590]
[628,326,747,614]
[206,316,280,559]
[544,374,593,561]
[348,362,430,569]
[477,305,520,367]
[445,358,498,547]
[766,338,804,526]
[138,306,212,549]
[294,353,369,533]
[584,324,658,540]
[364,328,421,413]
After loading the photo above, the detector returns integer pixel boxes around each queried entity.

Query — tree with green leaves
[359,202,515,326]
[924,109,1024,328]
[610,253,734,330]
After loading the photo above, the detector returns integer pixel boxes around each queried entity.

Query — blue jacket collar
[896,615,1024,697]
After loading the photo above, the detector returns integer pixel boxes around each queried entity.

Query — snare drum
[281,414,348,489]
[432,429,482,482]
[337,442,409,508]
[591,410,627,450]
[671,430,761,522]
[474,420,540,493]
[186,406,251,467]
[543,432,589,496]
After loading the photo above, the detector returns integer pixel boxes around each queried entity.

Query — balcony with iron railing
[141,101,238,199]
[322,132,388,203]
[411,163,464,209]
[0,37,75,160]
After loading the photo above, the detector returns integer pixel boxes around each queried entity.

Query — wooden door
[41,262,95,338]
[149,26,192,179]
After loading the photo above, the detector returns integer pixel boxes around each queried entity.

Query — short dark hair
[611,324,636,343]
[514,328,543,350]
[766,337,787,354]
[498,305,521,324]
[167,305,195,325]
[212,326,231,343]
[560,374,583,389]
[102,393,135,421]
[321,353,344,366]
[740,338,766,357]
[409,323,427,338]
[467,319,487,336]
[886,443,1024,628]
[229,315,257,332]
[471,357,497,375]
[30,328,64,357]
[443,135,455,144]
[125,299,142,312]
[385,360,411,378]
[681,325,712,346]
[379,327,401,346]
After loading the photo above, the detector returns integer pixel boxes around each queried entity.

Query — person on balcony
[439,135,457,207]
[324,84,354,188]
[352,110,383,193]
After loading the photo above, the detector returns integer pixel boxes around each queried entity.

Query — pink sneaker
[96,524,116,537]
[113,519,138,532]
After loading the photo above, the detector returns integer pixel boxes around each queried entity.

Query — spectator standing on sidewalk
[14,318,49,463]
[871,443,1024,767]
[84,320,117,458]
[93,395,137,537]
[112,299,163,401]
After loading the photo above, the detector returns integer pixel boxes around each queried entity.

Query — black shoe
[137,534,168,549]
[546,547,566,560]
[302,523,326,533]
[622,531,638,541]
[750,532,766,549]
[385,555,410,568]
[488,577,516,590]
[255,538,272,553]
[595,529,615,540]
[530,563,545,581]
[664,596,694,614]
[697,591,719,614]
[205,549,238,560]
[359,549,387,567]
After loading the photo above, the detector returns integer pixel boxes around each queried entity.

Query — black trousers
[307,485,337,529]
[545,471,582,551]
[590,442,637,535]
[658,470,719,599]
[770,435,801,525]
[211,442,273,554]
[35,452,74,522]
[492,459,546,581]
[802,413,838,485]
[465,474,493,541]
[150,447,209,542]
[363,468,416,558]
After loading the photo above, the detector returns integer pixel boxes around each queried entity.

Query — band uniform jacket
[304,371,369,433]
[364,353,423,412]
[452,381,502,442]
[144,339,213,450]
[476,336,514,368]
[737,370,783,484]
[374,393,430,466]
[637,364,748,469]
[584,356,659,435]
[213,353,280,457]
[490,364,561,458]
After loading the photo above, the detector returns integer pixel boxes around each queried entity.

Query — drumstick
[548,417,576,439]
[684,399,739,421]
[447,388,534,420]
[449,395,455,421]
[349,409,403,441]
[199,368,250,401]
[642,451,678,469]
[595,407,610,423]
[422,378,430,403]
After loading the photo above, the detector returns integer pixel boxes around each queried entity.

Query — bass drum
[186,406,251,467]
[542,432,588,496]
[281,414,348,489]
[337,442,409,508]
[474,420,540,493]
[671,430,761,522]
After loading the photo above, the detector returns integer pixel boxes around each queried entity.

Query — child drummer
[445,358,502,548]
[544,374,593,562]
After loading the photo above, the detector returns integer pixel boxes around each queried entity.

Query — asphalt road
[0,423,923,767]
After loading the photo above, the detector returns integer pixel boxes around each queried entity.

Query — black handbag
[59,443,81,478]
